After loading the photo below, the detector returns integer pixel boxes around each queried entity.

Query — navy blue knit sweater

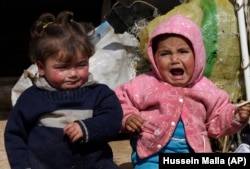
[4,76,123,169]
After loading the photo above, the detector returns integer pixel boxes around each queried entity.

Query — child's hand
[63,122,83,143]
[235,101,250,123]
[125,114,144,133]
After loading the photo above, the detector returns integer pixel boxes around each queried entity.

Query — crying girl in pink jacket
[115,14,250,169]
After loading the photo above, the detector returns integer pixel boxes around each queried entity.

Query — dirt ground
[0,110,133,169]
[0,111,11,169]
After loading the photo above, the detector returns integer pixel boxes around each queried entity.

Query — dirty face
[154,35,195,87]
[38,51,89,90]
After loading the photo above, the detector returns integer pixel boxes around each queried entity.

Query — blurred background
[0,0,108,77]
[0,0,179,77]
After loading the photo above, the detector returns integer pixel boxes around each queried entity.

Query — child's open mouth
[170,68,184,76]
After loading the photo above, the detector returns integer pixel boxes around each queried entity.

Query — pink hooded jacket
[115,14,246,158]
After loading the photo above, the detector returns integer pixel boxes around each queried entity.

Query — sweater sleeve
[4,105,30,169]
[78,86,123,143]
[115,82,140,130]
[201,79,246,138]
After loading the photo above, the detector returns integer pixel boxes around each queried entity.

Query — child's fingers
[125,125,136,132]
[237,110,250,123]
[63,123,73,133]
[239,111,250,118]
[126,121,143,132]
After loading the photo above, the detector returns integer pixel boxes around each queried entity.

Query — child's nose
[171,53,179,61]
[68,68,77,76]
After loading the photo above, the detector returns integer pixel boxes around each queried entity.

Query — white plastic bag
[11,64,38,106]
[234,143,250,153]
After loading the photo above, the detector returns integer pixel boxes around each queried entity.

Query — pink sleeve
[115,82,141,130]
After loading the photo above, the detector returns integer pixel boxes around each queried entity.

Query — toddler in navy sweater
[4,10,123,169]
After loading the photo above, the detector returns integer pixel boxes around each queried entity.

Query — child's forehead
[52,50,89,61]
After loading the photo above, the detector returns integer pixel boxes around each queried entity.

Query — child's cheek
[47,72,65,87]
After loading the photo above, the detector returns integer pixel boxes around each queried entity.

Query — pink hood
[147,14,206,86]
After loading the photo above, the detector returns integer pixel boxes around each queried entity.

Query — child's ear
[37,61,45,76]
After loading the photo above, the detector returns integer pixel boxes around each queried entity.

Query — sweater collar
[35,73,98,91]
